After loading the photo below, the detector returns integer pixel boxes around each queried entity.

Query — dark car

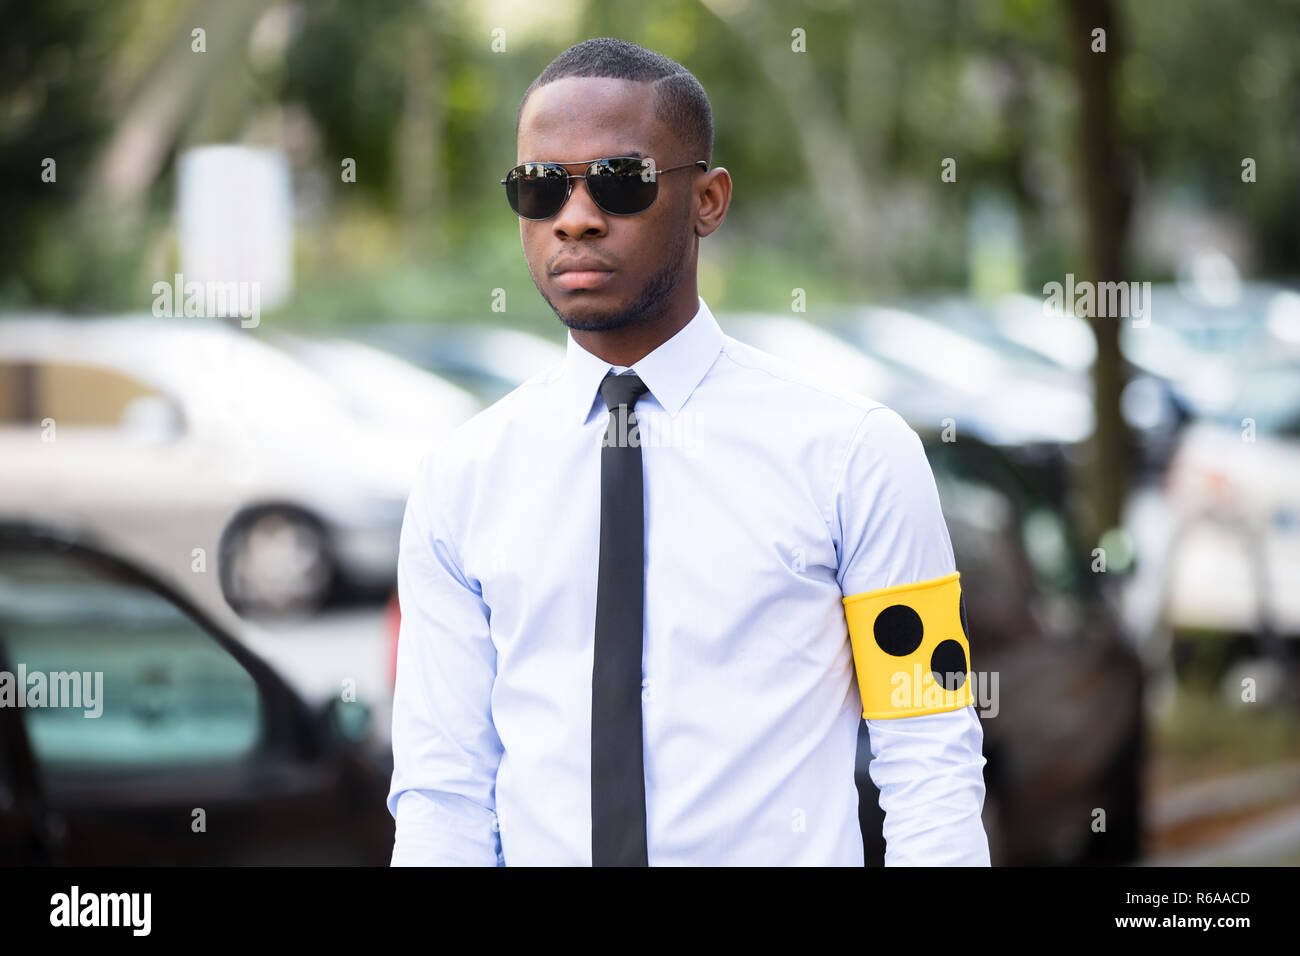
[0,523,394,865]
[856,434,1146,866]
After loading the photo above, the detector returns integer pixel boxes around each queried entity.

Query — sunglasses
[501,156,708,220]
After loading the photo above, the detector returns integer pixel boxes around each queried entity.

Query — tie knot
[599,370,649,412]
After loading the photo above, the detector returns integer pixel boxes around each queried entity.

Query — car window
[1218,365,1300,437]
[928,439,1087,598]
[0,361,30,425]
[0,547,263,772]
[0,359,182,435]
[932,471,1031,602]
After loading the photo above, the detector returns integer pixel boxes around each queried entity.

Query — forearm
[390,789,503,866]
[867,705,991,866]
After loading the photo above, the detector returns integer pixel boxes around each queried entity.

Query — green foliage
[1,0,1295,316]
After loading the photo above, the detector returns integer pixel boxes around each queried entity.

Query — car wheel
[1090,723,1144,865]
[220,508,334,617]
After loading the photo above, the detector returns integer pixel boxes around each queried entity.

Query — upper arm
[387,451,503,819]
[834,406,974,719]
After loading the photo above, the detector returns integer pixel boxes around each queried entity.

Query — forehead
[517,76,670,162]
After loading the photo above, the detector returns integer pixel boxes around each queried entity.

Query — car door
[939,441,1142,865]
[0,529,392,865]
[0,646,55,863]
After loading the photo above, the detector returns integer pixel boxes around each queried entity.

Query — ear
[694,166,732,239]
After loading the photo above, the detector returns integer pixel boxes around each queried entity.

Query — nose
[552,173,607,240]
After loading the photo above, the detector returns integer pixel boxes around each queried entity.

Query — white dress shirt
[388,295,990,866]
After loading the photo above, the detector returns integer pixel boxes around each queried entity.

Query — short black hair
[515,37,713,166]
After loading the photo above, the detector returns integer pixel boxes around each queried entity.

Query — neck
[569,281,698,367]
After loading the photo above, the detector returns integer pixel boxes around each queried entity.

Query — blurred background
[0,0,1297,865]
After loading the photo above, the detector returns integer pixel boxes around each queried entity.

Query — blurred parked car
[720,313,936,421]
[947,293,1190,476]
[0,522,394,864]
[269,332,483,435]
[1160,359,1300,660]
[1119,282,1300,422]
[358,323,566,405]
[834,304,1095,447]
[0,315,474,617]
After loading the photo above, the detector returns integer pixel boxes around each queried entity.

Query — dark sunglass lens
[508,163,568,219]
[587,158,658,215]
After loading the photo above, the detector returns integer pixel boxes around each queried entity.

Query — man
[388,37,990,866]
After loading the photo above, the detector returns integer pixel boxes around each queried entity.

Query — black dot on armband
[930,639,968,690]
[873,604,924,656]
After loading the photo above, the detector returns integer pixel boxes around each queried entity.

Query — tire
[1082,719,1144,865]
[220,507,334,618]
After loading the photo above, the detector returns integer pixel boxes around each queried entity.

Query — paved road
[1142,762,1300,865]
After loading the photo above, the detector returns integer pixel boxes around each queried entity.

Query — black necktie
[591,370,651,866]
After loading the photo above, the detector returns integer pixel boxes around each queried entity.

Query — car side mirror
[320,696,373,746]
[1096,526,1138,578]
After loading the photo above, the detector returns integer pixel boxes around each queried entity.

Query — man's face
[515,77,697,332]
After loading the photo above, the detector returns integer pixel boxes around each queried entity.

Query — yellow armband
[842,571,973,719]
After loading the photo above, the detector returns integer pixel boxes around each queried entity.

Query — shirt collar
[561,296,724,425]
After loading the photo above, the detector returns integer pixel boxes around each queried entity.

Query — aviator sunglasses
[501,156,708,220]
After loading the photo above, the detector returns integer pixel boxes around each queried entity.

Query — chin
[559,312,637,333]
[549,297,638,333]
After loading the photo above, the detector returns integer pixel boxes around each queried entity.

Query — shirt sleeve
[387,451,505,866]
[834,405,991,866]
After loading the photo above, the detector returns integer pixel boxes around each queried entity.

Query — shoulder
[833,406,954,593]
[715,332,896,467]
[718,333,884,417]
[835,401,937,502]
[715,331,929,463]
[849,402,928,461]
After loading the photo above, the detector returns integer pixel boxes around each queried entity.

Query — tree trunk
[398,4,443,258]
[1065,0,1133,544]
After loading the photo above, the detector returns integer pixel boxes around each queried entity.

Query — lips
[552,258,616,291]
[554,270,615,291]
[552,256,614,273]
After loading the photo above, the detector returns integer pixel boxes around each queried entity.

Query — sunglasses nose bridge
[551,168,604,221]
